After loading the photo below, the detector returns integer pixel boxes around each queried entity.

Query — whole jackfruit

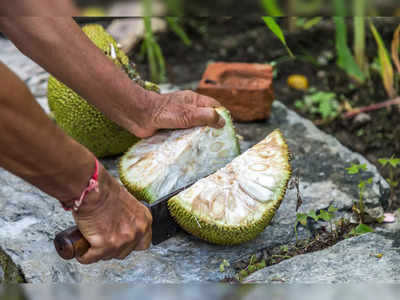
[119,107,240,204]
[47,24,159,157]
[168,129,291,245]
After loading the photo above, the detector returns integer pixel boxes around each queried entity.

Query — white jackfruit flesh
[168,129,291,245]
[119,107,240,203]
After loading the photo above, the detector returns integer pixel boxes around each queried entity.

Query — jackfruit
[119,107,240,204]
[47,24,159,157]
[168,129,291,245]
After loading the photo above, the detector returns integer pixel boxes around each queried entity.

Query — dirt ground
[131,17,400,209]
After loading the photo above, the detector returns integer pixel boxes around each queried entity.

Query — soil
[131,17,400,208]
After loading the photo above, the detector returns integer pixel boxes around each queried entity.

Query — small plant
[295,89,340,121]
[346,163,374,225]
[235,255,266,281]
[347,223,374,237]
[294,205,338,241]
[378,156,400,208]
[219,259,230,273]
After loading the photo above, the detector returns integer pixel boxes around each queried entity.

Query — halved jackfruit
[168,129,291,245]
[119,107,240,203]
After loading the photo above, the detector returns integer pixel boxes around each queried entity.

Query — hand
[72,166,152,264]
[130,90,226,138]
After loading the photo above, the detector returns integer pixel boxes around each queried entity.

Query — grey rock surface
[244,230,400,283]
[0,39,390,283]
[20,285,400,300]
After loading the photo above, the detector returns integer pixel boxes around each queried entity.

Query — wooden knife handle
[54,226,90,260]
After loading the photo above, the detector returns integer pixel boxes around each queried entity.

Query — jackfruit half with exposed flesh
[47,24,159,158]
[168,129,291,245]
[119,107,240,204]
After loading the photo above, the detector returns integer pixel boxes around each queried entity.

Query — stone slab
[244,229,400,283]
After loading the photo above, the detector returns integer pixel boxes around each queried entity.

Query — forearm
[0,62,103,206]
[0,0,80,16]
[0,17,155,134]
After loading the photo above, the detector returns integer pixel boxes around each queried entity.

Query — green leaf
[303,17,323,30]
[308,210,320,222]
[346,164,360,174]
[351,224,374,236]
[219,259,230,272]
[319,210,333,222]
[239,270,248,278]
[296,213,308,226]
[328,205,338,213]
[261,0,283,17]
[333,14,366,83]
[387,179,399,188]
[219,263,225,272]
[262,17,294,58]
[370,21,396,99]
[389,158,400,168]
[248,265,256,273]
[295,100,304,109]
[378,158,389,167]
[256,260,266,269]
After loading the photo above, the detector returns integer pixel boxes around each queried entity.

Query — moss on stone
[0,247,25,283]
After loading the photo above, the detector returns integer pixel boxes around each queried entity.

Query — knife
[54,182,195,260]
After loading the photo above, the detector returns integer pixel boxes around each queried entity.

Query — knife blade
[54,181,196,260]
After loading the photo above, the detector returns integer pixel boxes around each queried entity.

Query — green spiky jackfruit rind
[47,24,157,157]
[119,107,240,204]
[167,129,292,246]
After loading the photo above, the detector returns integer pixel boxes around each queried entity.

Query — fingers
[115,232,152,260]
[184,107,226,129]
[76,234,151,264]
[174,90,221,107]
[76,247,110,265]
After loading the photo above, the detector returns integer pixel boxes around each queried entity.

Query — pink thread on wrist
[62,159,99,212]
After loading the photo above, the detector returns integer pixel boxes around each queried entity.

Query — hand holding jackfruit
[47,24,158,157]
[119,107,240,203]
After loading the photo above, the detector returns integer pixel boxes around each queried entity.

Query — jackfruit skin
[168,129,291,245]
[47,24,156,157]
[119,107,240,204]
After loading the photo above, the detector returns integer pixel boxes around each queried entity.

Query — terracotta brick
[196,62,274,122]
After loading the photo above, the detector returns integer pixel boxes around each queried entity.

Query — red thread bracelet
[62,159,99,212]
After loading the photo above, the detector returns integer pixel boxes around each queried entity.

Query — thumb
[186,107,226,129]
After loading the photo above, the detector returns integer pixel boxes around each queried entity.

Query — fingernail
[217,116,226,128]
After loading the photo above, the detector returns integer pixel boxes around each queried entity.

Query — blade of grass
[262,17,294,57]
[353,0,367,73]
[370,21,396,99]
[166,17,192,46]
[261,0,283,16]
[153,40,166,82]
[391,24,400,75]
[333,0,365,83]
[333,16,366,83]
